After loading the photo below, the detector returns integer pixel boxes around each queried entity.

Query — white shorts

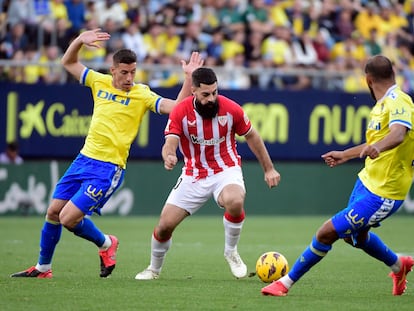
[166,166,245,215]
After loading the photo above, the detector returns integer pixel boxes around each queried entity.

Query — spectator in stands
[244,0,272,34]
[217,0,246,34]
[244,29,264,63]
[220,52,251,90]
[39,45,65,84]
[176,21,208,61]
[291,31,318,67]
[206,27,224,61]
[65,0,86,36]
[148,54,180,88]
[78,18,106,66]
[102,18,124,55]
[354,2,382,41]
[6,49,25,82]
[221,29,245,63]
[6,0,38,37]
[94,0,126,29]
[0,22,28,59]
[22,43,41,84]
[333,7,355,42]
[285,0,312,37]
[312,28,331,67]
[364,28,382,57]
[55,17,73,52]
[0,141,24,165]
[143,22,166,61]
[122,22,147,62]
[161,23,181,60]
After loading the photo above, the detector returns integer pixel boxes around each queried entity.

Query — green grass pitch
[1,215,413,311]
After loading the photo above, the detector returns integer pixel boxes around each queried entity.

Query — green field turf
[1,215,413,311]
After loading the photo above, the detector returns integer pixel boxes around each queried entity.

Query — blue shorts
[53,153,125,215]
[331,178,403,239]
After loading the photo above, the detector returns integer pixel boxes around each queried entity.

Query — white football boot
[224,250,247,278]
[135,266,160,280]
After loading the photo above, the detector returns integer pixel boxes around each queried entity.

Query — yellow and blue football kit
[332,85,414,238]
[53,68,164,215]
[288,85,414,283]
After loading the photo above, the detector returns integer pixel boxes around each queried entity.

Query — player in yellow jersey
[262,55,414,297]
[11,28,203,278]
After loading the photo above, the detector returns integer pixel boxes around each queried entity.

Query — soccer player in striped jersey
[11,28,203,278]
[135,67,281,280]
[262,55,414,297]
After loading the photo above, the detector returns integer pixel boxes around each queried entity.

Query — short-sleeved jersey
[80,68,163,168]
[164,95,252,179]
[358,85,414,199]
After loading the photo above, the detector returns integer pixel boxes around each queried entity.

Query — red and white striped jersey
[165,95,252,179]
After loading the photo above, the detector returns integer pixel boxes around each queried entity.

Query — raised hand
[79,28,111,48]
[181,51,204,75]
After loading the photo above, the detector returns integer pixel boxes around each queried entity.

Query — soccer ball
[255,251,289,283]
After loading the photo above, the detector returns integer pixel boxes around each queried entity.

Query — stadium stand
[0,0,413,93]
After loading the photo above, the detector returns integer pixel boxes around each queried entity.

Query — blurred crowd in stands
[0,0,414,93]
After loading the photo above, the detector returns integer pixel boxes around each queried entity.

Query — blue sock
[72,218,105,247]
[38,220,62,265]
[288,236,332,282]
[357,232,398,266]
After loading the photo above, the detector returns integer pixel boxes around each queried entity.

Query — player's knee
[155,224,174,241]
[46,207,60,222]
[315,220,338,245]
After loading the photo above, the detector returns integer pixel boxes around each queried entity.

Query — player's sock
[99,235,113,250]
[223,210,245,254]
[38,218,62,266]
[288,236,332,282]
[358,232,398,267]
[278,274,295,289]
[72,218,105,247]
[150,229,171,272]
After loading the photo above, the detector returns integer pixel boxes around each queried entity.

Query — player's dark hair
[113,49,137,65]
[364,55,395,81]
[192,67,217,87]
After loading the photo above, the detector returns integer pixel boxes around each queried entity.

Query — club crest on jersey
[218,116,227,126]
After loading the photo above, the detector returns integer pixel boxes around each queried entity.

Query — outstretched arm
[159,52,204,114]
[323,124,408,167]
[61,28,110,81]
[245,128,281,188]
[322,144,365,167]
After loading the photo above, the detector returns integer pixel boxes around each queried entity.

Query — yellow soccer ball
[256,251,289,283]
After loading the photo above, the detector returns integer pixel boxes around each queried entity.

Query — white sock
[223,216,244,255]
[278,275,295,289]
[149,234,171,273]
[390,257,401,273]
[35,263,51,272]
[99,234,112,250]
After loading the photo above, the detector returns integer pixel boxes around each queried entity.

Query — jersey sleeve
[137,83,163,114]
[81,68,101,87]
[388,93,413,130]
[164,101,184,137]
[231,100,252,136]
